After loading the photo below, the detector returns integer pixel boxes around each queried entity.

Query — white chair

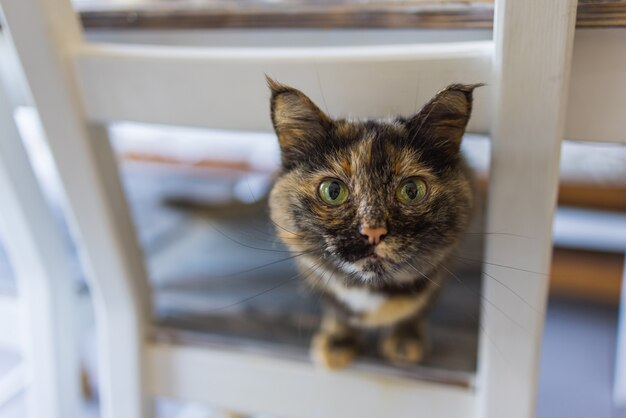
[0,68,80,416]
[0,1,579,417]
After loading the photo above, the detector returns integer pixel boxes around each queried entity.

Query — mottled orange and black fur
[268,78,480,368]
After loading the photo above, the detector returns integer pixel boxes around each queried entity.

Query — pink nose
[360,226,388,246]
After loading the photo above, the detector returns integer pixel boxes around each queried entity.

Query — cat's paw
[380,333,425,364]
[311,332,357,370]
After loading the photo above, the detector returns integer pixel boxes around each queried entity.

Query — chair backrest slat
[74,42,492,131]
[0,66,80,418]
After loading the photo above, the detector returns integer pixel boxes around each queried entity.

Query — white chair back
[0,1,578,417]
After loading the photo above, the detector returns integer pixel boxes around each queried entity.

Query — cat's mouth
[331,241,398,279]
[346,250,384,265]
[361,254,386,266]
[351,253,389,274]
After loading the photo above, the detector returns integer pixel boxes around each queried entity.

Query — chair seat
[152,293,479,388]
[148,205,481,388]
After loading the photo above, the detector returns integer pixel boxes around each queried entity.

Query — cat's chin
[338,255,388,282]
[335,254,425,285]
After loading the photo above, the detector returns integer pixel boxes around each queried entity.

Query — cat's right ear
[408,83,483,155]
[267,77,332,167]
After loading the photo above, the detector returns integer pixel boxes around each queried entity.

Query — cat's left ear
[267,77,332,167]
[408,83,483,154]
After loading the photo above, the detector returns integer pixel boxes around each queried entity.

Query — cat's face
[268,79,478,287]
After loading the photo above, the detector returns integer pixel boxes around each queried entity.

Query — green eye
[319,179,349,205]
[396,178,428,204]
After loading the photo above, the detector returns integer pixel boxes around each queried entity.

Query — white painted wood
[73,41,492,132]
[147,342,477,418]
[0,294,20,350]
[0,72,80,417]
[0,33,29,108]
[1,1,587,417]
[7,25,626,144]
[0,364,26,407]
[71,29,626,145]
[6,24,626,144]
[614,256,626,407]
[0,1,152,418]
[84,28,494,47]
[478,1,577,418]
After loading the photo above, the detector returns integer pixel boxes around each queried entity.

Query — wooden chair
[0,68,80,417]
[0,1,578,417]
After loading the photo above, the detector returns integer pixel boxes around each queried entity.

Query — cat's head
[268,78,480,287]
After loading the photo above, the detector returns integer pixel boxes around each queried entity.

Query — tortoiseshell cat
[267,78,480,369]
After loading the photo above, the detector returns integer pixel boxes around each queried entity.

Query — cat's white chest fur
[328,282,386,313]
[299,258,388,313]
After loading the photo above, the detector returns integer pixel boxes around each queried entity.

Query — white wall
[566,29,626,143]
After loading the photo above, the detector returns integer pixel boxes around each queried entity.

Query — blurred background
[0,1,625,417]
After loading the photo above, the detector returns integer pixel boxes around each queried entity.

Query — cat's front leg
[311,312,359,370]
[379,316,429,364]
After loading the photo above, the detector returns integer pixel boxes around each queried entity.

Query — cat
[267,77,481,369]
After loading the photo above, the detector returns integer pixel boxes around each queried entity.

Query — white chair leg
[479,1,577,418]
[0,76,80,418]
[0,1,153,417]
[0,0,151,418]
